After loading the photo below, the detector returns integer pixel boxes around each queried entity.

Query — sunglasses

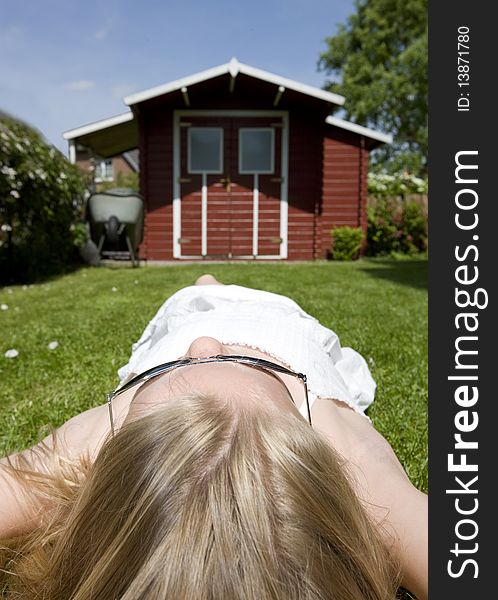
[107,354,311,434]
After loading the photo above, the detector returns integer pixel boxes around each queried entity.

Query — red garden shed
[64,58,391,261]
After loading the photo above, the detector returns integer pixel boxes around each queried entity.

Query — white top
[117,285,376,420]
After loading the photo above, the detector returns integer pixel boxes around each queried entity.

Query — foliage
[367,197,427,255]
[97,171,139,193]
[0,114,87,283]
[368,172,427,196]
[331,226,363,260]
[318,0,427,175]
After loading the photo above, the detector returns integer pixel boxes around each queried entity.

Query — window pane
[189,128,223,173]
[239,129,274,173]
[95,159,113,180]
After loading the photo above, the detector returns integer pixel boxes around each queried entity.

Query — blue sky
[0,0,355,155]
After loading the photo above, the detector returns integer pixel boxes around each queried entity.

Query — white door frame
[172,109,289,259]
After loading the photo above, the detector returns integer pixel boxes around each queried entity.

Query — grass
[0,258,427,492]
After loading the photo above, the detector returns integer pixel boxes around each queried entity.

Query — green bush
[330,226,363,261]
[97,171,139,192]
[367,197,427,256]
[0,114,87,282]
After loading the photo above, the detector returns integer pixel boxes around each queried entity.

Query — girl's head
[6,388,400,599]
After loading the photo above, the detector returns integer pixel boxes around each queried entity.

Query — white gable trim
[63,111,134,140]
[125,57,345,107]
[325,116,393,144]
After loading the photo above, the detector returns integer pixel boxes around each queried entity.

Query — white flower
[22,284,28,290]
[15,143,24,152]
[59,172,67,179]
[47,341,59,350]
[1,304,8,310]
[9,190,20,199]
[111,286,118,292]
[23,138,31,146]
[1,132,9,141]
[1,165,16,178]
[4,349,19,358]
[1,224,13,232]
[134,280,139,285]
[368,356,375,366]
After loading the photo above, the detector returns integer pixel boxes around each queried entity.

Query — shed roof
[325,116,393,146]
[63,111,137,158]
[123,58,346,108]
[62,60,392,157]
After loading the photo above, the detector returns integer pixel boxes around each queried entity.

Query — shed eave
[124,57,345,107]
[63,111,137,158]
[325,116,393,145]
[63,111,134,140]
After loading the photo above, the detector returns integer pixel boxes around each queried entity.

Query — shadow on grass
[0,255,86,287]
[359,259,428,291]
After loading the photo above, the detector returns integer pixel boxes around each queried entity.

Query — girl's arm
[0,398,127,540]
[312,398,428,600]
[350,429,428,600]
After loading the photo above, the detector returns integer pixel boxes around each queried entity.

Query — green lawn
[0,259,427,492]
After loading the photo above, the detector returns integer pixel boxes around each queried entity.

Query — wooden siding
[320,126,369,258]
[136,75,368,261]
[139,107,174,260]
[286,111,323,260]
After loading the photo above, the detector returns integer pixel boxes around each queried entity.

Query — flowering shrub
[330,226,363,261]
[367,197,427,255]
[0,114,87,282]
[368,172,428,196]
[366,171,428,256]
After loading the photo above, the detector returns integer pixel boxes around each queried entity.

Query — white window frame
[173,110,289,260]
[94,159,114,183]
[238,127,275,174]
[187,127,224,174]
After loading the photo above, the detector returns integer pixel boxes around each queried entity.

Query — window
[239,128,274,174]
[188,128,223,173]
[94,159,113,182]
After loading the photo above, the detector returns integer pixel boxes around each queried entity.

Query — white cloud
[111,83,137,98]
[95,22,112,41]
[63,80,96,92]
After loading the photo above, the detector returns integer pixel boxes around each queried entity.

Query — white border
[239,128,275,174]
[187,127,224,174]
[173,110,288,260]
[252,173,259,256]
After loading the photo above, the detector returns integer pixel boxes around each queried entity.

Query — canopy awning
[63,112,137,159]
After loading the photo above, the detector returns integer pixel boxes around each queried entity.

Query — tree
[318,0,427,175]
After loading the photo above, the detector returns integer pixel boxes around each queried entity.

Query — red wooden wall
[319,126,369,258]
[136,80,369,261]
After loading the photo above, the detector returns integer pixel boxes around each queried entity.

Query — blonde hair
[1,392,400,599]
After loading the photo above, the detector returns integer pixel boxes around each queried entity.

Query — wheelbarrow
[87,188,144,267]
